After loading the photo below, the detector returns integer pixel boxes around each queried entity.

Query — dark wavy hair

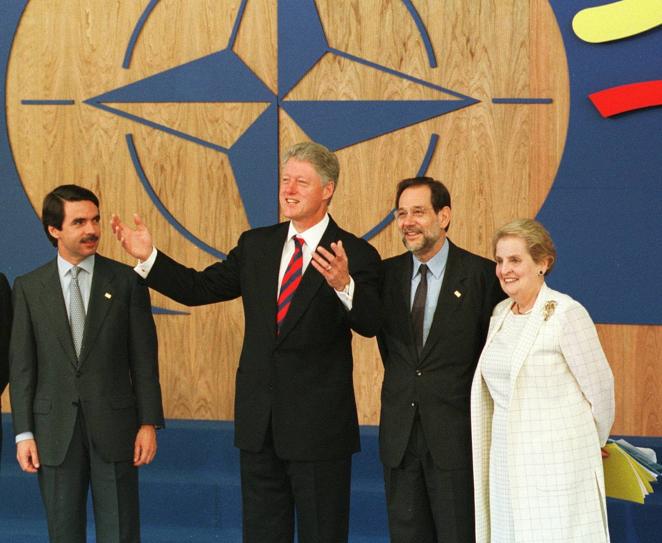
[42,184,99,247]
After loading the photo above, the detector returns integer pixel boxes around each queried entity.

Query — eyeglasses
[393,206,433,221]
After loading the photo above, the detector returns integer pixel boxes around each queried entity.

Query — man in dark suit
[0,272,11,461]
[377,177,504,543]
[110,142,381,543]
[10,185,164,542]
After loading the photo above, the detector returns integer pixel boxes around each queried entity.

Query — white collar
[286,214,330,249]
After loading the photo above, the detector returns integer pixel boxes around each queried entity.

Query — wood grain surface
[3,0,656,436]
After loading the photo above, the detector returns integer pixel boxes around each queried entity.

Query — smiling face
[396,185,450,262]
[495,235,547,307]
[48,200,100,264]
[280,158,334,232]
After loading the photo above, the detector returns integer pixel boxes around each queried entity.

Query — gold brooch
[543,300,557,321]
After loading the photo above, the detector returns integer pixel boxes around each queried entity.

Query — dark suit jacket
[377,240,504,470]
[0,273,11,456]
[146,217,381,461]
[9,254,164,465]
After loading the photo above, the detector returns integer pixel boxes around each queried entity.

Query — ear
[47,225,61,241]
[535,256,551,275]
[542,256,554,274]
[322,181,335,201]
[437,206,451,230]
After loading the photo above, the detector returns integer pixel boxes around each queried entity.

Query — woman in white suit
[470,219,615,543]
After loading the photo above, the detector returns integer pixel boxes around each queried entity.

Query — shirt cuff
[134,247,158,278]
[16,431,34,443]
[334,276,355,311]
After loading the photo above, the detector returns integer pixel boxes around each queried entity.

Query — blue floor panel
[1,416,660,542]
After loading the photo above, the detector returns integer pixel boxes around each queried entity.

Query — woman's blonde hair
[493,218,556,275]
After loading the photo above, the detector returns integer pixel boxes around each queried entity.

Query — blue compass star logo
[10,0,554,274]
[78,0,482,259]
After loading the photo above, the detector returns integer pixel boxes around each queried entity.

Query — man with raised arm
[111,142,381,543]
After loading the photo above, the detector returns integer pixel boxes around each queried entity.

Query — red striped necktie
[277,236,304,332]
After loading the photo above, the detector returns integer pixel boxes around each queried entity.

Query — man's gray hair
[281,142,340,188]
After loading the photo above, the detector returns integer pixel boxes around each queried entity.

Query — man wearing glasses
[377,177,504,543]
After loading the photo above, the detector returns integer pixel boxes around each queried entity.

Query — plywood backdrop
[3,0,659,435]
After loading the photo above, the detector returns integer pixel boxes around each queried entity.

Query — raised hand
[311,240,350,292]
[110,213,154,261]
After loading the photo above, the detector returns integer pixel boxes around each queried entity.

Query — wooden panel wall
[3,0,659,435]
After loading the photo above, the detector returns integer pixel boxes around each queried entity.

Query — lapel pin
[104,292,112,299]
[454,290,462,298]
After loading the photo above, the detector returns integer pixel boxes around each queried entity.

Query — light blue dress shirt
[410,240,449,346]
[57,253,95,316]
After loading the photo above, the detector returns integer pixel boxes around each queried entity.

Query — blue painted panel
[228,104,279,227]
[278,0,328,97]
[122,0,160,69]
[2,0,660,326]
[282,100,474,151]
[0,2,54,282]
[401,0,437,68]
[542,1,662,324]
[22,100,75,105]
[90,50,274,104]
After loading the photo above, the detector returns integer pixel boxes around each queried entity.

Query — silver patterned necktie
[69,266,86,358]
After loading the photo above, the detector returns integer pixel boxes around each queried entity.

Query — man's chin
[81,245,99,256]
[402,239,422,253]
[281,208,297,221]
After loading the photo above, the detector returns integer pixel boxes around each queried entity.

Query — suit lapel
[276,218,337,343]
[391,253,417,363]
[482,300,510,353]
[39,260,78,366]
[77,255,115,366]
[419,241,465,360]
[256,224,289,340]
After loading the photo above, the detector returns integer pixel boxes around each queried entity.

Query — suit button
[416,370,422,376]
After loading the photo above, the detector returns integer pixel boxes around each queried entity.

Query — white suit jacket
[471,283,615,543]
